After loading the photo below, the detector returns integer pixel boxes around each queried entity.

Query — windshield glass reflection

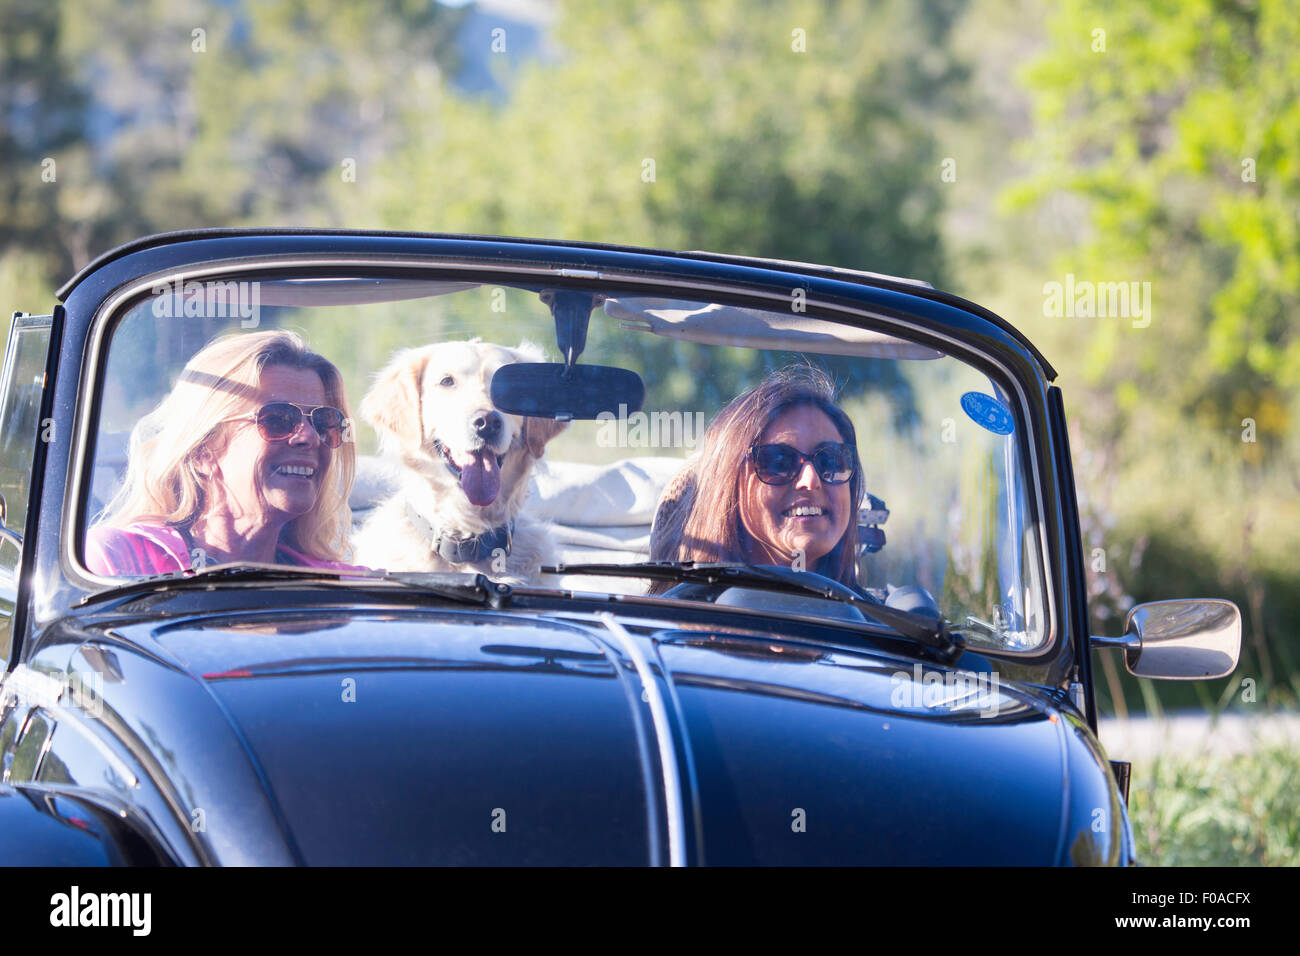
[85,275,1047,652]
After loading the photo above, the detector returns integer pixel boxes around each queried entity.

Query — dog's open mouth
[435,439,506,507]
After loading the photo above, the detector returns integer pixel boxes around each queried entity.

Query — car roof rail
[685,251,934,289]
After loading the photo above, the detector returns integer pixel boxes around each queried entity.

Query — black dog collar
[405,502,514,565]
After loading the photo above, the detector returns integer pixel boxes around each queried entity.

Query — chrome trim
[0,312,52,438]
[9,312,56,331]
[598,612,686,867]
[1089,631,1140,650]
[4,664,138,787]
[0,525,20,551]
[49,708,139,788]
[31,707,56,781]
[61,254,1057,657]
[1121,599,1241,680]
[1048,695,1072,866]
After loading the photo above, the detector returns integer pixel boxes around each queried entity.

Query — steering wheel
[661,564,866,604]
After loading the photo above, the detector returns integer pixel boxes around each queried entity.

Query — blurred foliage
[0,0,88,269]
[351,0,965,277]
[344,0,968,404]
[0,0,465,279]
[0,0,1296,712]
[1131,741,1300,865]
[1008,0,1299,416]
[993,0,1300,710]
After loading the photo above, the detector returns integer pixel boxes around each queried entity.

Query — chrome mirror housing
[1093,599,1241,680]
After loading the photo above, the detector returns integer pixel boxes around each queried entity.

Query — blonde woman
[86,330,361,576]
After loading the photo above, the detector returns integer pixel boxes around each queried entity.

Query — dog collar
[405,502,514,565]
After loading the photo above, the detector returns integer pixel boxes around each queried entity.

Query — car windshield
[81,271,1049,653]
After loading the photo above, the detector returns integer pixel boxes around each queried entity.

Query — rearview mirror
[490,363,645,421]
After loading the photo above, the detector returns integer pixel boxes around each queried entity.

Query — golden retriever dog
[353,339,568,583]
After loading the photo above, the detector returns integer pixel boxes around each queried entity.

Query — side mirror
[1092,599,1241,679]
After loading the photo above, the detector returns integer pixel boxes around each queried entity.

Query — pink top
[85,523,366,577]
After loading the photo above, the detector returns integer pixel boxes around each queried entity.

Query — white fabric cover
[351,455,688,591]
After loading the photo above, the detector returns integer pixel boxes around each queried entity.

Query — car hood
[91,606,1094,864]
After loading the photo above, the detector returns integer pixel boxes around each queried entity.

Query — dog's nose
[472,409,503,441]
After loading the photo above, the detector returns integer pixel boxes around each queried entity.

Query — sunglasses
[242,402,347,448]
[749,442,855,485]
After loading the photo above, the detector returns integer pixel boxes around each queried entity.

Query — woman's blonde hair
[651,365,864,590]
[97,329,356,561]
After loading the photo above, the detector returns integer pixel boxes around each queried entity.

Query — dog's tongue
[452,448,500,506]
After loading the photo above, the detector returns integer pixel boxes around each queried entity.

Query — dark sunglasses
[244,402,346,448]
[749,442,855,485]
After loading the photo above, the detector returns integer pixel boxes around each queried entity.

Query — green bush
[1131,741,1300,866]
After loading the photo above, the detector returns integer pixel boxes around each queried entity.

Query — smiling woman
[649,366,865,592]
[85,330,360,575]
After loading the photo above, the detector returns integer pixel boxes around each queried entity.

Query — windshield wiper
[375,570,513,609]
[543,561,964,662]
[79,564,346,607]
[81,563,512,610]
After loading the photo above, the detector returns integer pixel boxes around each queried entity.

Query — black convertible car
[0,230,1240,865]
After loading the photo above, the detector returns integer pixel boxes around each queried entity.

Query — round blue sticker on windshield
[960,392,1014,435]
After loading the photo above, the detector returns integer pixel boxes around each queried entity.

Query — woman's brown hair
[650,365,864,591]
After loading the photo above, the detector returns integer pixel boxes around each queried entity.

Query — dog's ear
[522,416,569,458]
[361,349,429,451]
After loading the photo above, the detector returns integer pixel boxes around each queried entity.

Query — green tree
[1006,0,1298,444]
[357,0,970,273]
[1003,0,1300,707]
[352,0,972,404]
[0,0,93,275]
[0,0,464,290]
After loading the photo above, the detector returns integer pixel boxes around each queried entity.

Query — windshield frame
[60,253,1059,661]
